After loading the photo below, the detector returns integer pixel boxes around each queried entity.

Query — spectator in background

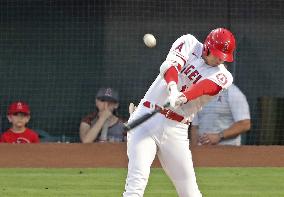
[79,87,126,143]
[191,84,251,146]
[1,101,40,143]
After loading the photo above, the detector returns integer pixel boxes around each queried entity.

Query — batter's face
[204,53,224,67]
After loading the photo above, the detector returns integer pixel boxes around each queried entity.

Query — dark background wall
[0,0,283,143]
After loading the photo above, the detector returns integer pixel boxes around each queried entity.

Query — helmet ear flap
[206,47,210,56]
[202,45,210,57]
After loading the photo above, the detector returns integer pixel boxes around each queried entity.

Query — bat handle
[162,102,170,109]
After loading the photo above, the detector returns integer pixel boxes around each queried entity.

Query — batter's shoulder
[177,34,201,45]
[210,64,233,89]
[170,34,203,59]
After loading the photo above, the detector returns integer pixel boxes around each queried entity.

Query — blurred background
[0,0,283,144]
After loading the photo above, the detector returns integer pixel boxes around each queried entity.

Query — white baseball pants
[123,105,202,197]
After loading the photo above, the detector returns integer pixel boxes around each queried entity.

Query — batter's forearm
[182,79,222,100]
[160,59,182,83]
[164,66,179,84]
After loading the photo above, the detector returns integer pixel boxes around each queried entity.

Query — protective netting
[0,0,283,144]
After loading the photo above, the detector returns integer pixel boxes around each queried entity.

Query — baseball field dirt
[0,143,283,167]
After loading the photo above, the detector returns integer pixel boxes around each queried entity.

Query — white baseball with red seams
[123,33,233,197]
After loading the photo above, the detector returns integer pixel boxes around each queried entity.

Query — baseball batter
[123,28,236,197]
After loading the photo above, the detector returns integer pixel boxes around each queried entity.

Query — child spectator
[1,101,40,143]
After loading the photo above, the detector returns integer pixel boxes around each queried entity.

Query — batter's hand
[168,93,187,109]
[167,82,188,108]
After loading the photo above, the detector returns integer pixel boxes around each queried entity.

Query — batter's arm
[162,64,187,108]
[182,79,222,101]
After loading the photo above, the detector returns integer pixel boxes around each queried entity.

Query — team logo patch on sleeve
[216,73,228,86]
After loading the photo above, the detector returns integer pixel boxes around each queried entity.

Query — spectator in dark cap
[79,87,126,143]
[0,101,40,143]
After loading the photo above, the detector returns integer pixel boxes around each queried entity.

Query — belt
[143,101,190,125]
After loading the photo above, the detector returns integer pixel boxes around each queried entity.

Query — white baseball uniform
[192,84,250,146]
[123,34,233,197]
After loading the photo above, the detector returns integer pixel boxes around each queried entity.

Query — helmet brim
[210,49,234,62]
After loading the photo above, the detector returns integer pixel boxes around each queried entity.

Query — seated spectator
[190,84,251,146]
[1,101,40,143]
[79,87,126,143]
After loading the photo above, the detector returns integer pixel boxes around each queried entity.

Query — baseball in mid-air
[143,33,156,48]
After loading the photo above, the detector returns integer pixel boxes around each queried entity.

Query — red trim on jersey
[177,64,181,71]
[182,79,222,100]
[164,66,179,84]
[175,53,186,66]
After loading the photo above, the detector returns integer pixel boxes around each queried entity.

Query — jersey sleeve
[207,66,233,89]
[167,34,198,66]
[160,34,199,76]
[182,79,222,100]
[228,85,251,122]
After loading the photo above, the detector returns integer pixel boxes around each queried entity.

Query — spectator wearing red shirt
[0,101,40,143]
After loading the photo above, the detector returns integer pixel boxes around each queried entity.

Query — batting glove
[167,82,188,109]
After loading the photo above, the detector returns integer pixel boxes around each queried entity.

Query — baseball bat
[123,102,170,132]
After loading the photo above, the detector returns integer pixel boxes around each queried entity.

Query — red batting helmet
[203,28,236,62]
